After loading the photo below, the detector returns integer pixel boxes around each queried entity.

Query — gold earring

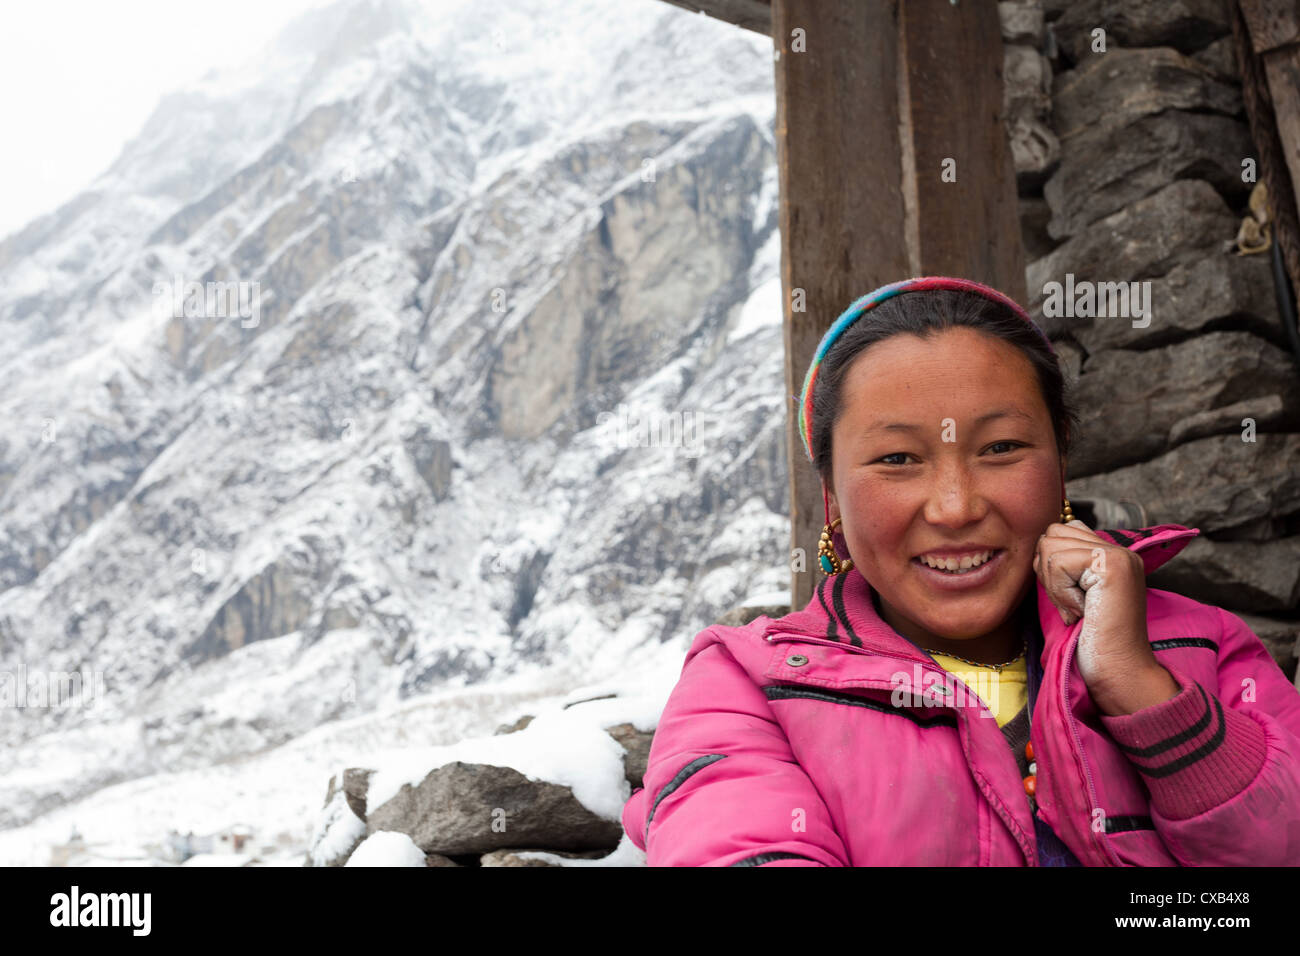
[1059,497,1074,524]
[818,517,854,575]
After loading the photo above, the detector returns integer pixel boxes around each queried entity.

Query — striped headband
[796,276,1055,465]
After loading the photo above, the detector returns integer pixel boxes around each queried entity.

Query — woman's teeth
[917,550,996,573]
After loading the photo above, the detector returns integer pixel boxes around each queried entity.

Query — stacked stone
[1006,0,1299,676]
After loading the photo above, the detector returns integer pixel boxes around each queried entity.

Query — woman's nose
[923,468,985,525]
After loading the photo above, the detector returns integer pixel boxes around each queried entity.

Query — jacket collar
[761,524,1201,657]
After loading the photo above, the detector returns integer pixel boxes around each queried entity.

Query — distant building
[51,823,259,866]
[48,826,85,867]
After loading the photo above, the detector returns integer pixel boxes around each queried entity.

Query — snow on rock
[345,830,428,867]
[364,690,638,818]
[308,778,369,867]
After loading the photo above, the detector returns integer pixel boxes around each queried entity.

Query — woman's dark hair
[809,288,1080,489]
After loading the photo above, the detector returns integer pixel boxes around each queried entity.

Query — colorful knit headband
[796,276,1055,465]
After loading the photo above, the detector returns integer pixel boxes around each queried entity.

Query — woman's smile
[909,547,1007,590]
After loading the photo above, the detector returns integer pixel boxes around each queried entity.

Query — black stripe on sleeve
[1112,683,1213,759]
[646,753,728,840]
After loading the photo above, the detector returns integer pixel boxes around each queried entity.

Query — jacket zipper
[764,630,1040,864]
[1055,532,1193,866]
[1059,625,1122,866]
[1052,535,1188,865]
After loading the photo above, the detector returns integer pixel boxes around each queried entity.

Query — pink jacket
[621,524,1300,865]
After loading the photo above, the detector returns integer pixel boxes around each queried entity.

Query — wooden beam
[1263,47,1300,228]
[1239,0,1300,288]
[654,0,771,34]
[1238,0,1300,53]
[775,0,1027,612]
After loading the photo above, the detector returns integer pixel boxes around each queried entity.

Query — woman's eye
[987,441,1023,454]
[877,452,911,465]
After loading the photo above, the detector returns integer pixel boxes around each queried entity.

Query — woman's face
[826,326,1064,644]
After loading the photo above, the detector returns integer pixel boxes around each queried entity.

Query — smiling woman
[821,323,1062,666]
[622,275,1300,867]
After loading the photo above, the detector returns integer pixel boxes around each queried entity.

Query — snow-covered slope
[0,0,787,862]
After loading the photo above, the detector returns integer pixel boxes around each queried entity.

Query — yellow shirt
[927,652,1028,728]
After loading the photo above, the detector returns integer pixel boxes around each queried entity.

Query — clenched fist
[1033,519,1180,716]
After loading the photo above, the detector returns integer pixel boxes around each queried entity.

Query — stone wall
[1015,0,1300,677]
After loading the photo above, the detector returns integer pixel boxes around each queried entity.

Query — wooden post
[1237,0,1300,290]
[773,0,1027,612]
[654,0,770,33]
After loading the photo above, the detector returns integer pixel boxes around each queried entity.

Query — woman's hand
[1033,519,1180,715]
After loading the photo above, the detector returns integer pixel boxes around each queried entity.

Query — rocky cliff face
[0,0,787,850]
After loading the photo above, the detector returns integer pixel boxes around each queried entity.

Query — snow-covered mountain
[0,0,789,861]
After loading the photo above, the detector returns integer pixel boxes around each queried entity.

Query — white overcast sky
[0,0,327,240]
